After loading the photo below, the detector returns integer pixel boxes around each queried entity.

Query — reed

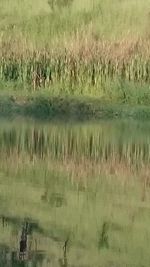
[1,0,150,102]
[1,37,150,96]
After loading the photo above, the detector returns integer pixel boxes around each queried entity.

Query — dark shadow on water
[58,238,69,267]
[0,215,45,235]
[0,217,70,267]
[0,243,45,266]
[19,222,29,261]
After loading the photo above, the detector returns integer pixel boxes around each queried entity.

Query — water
[0,119,150,267]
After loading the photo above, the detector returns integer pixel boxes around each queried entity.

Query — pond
[0,119,150,267]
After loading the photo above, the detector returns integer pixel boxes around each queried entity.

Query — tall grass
[1,38,150,98]
[0,0,150,101]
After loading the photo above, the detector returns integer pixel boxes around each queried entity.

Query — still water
[0,119,150,267]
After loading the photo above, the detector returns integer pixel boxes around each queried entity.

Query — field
[0,0,150,115]
[1,0,150,43]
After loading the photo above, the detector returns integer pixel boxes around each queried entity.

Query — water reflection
[19,222,28,260]
[0,120,150,166]
[0,216,69,267]
[0,120,150,266]
[58,239,69,267]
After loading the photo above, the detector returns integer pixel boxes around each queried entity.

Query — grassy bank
[1,0,150,117]
[1,93,150,120]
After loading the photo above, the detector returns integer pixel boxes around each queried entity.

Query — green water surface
[0,119,150,267]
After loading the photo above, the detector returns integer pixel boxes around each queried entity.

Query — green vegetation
[0,0,150,118]
[2,94,150,120]
[1,0,150,43]
[1,2,150,265]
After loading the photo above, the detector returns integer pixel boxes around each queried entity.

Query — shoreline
[1,95,150,121]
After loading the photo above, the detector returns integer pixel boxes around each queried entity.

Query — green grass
[0,0,150,111]
[1,92,150,120]
[0,0,150,45]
